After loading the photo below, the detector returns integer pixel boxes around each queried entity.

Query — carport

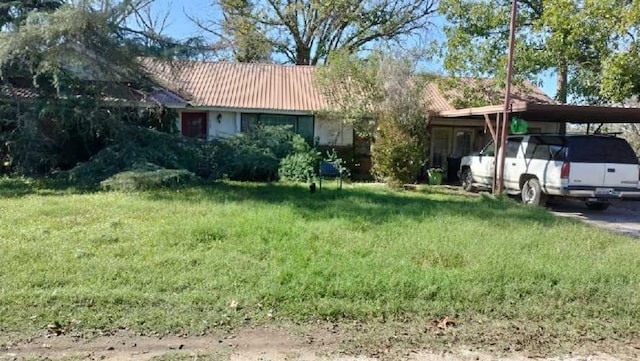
[437,101,640,192]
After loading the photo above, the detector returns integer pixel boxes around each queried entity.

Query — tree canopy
[0,0,206,88]
[439,0,640,104]
[193,0,438,65]
[0,0,64,30]
[0,0,202,176]
[314,51,430,184]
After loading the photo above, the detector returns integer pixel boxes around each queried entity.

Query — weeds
[0,180,639,346]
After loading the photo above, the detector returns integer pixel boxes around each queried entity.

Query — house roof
[1,85,39,99]
[141,59,328,112]
[440,102,640,124]
[142,59,556,115]
[425,78,555,113]
[0,82,183,106]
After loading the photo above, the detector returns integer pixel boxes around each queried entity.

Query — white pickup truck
[459,134,640,210]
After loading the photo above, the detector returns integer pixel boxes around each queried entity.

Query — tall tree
[125,0,212,60]
[0,0,64,30]
[214,0,272,62]
[439,0,632,104]
[0,0,201,174]
[0,0,209,84]
[192,0,438,65]
[315,51,430,184]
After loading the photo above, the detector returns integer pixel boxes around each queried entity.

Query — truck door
[602,138,640,190]
[502,137,524,191]
[475,141,495,186]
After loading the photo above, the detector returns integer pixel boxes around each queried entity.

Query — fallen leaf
[47,322,64,336]
[434,316,455,330]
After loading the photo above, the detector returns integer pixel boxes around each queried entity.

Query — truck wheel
[521,178,547,206]
[585,202,610,211]
[461,168,474,192]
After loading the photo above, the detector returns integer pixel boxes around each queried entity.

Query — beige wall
[314,117,353,146]
[207,111,238,139]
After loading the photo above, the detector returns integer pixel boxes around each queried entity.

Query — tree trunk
[556,65,568,104]
[295,45,311,65]
[556,64,568,134]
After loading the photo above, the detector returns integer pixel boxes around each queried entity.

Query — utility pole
[496,0,518,194]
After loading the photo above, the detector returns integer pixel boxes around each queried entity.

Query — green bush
[212,126,296,181]
[99,169,198,191]
[278,135,321,182]
[371,113,427,187]
[62,126,211,185]
[0,97,179,177]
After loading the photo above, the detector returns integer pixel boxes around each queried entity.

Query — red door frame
[181,112,208,138]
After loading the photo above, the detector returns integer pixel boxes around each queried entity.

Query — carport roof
[438,102,640,124]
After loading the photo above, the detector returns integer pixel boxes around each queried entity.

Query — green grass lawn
[1,178,639,348]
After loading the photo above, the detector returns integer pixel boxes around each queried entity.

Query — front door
[431,128,451,169]
[181,112,208,139]
[452,129,474,157]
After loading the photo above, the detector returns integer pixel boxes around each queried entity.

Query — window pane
[505,137,522,158]
[241,113,315,144]
[453,130,472,157]
[431,129,450,168]
[260,114,296,129]
[241,113,258,132]
[297,116,314,143]
[482,141,495,156]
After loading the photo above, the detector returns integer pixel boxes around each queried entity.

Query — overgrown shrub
[278,135,321,182]
[1,97,179,177]
[7,104,319,186]
[211,126,296,181]
[62,126,210,185]
[371,113,427,187]
[99,169,198,191]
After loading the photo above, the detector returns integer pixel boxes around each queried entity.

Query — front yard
[1,179,639,357]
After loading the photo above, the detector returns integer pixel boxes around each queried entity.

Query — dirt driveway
[548,199,640,238]
[1,326,636,361]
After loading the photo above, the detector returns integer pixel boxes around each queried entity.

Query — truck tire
[521,178,547,206]
[461,168,474,192]
[585,202,610,211]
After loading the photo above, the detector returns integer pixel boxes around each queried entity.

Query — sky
[149,0,213,39]
[150,0,558,98]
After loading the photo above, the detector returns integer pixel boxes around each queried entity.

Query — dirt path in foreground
[2,326,637,361]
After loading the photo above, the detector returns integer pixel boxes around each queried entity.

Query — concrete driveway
[549,199,640,238]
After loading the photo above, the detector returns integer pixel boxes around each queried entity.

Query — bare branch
[188,0,438,65]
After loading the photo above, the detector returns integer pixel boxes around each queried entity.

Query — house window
[453,130,472,157]
[181,112,208,139]
[431,128,451,168]
[241,113,314,143]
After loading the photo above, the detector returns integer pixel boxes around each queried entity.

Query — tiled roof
[141,59,328,112]
[0,85,39,99]
[143,59,554,114]
[146,88,187,106]
[0,82,186,106]
[426,77,554,113]
[424,83,456,112]
[3,61,554,115]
